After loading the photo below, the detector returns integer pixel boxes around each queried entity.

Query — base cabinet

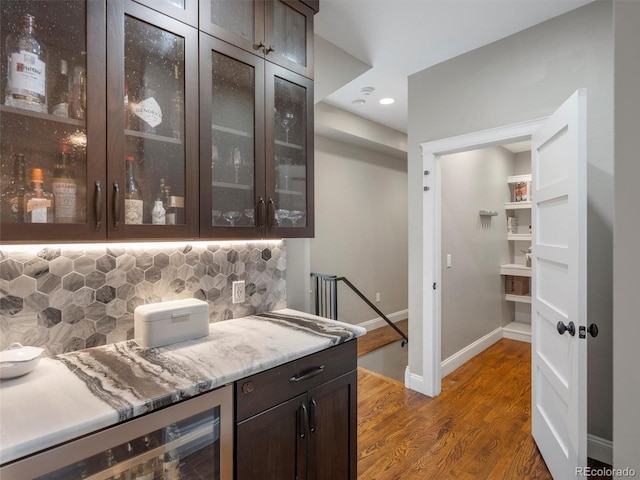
[235,341,357,480]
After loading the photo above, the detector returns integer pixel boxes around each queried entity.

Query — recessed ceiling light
[352,99,366,105]
[379,97,395,105]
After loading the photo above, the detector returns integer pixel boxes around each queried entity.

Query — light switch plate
[232,281,245,304]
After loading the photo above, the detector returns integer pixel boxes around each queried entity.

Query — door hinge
[433,283,436,290]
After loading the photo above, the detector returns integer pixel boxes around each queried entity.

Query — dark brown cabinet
[200,31,314,239]
[200,0,314,79]
[1,0,314,244]
[236,341,357,480]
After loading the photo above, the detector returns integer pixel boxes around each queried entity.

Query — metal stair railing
[311,272,408,346]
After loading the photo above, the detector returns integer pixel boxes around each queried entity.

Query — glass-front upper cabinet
[133,0,198,28]
[0,0,107,243]
[200,34,266,239]
[200,0,314,79]
[107,0,198,240]
[265,62,313,238]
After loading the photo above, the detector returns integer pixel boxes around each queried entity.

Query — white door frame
[412,118,545,397]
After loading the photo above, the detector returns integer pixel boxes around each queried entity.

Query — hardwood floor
[358,319,408,357]
[357,339,610,479]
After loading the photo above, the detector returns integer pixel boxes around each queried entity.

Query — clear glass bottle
[163,185,176,225]
[4,14,47,113]
[50,59,69,117]
[69,65,86,120]
[51,141,77,223]
[124,155,143,224]
[151,178,166,225]
[24,168,55,223]
[1,153,29,223]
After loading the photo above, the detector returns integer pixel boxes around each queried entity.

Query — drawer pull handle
[299,403,308,439]
[289,365,325,383]
[309,398,317,433]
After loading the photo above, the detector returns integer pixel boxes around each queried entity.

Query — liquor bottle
[124,155,143,224]
[1,153,29,223]
[163,185,176,225]
[4,14,47,113]
[151,178,166,225]
[50,59,69,117]
[24,168,54,223]
[170,64,183,140]
[51,141,77,223]
[69,65,86,120]
[133,75,162,134]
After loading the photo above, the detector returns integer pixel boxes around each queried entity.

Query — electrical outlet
[375,292,381,303]
[232,281,245,304]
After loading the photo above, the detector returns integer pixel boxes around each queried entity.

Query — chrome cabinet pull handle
[112,182,121,230]
[94,181,103,231]
[289,365,325,383]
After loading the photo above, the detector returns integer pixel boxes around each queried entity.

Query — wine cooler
[0,386,233,480]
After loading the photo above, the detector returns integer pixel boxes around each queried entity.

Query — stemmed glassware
[231,147,242,184]
[223,210,241,227]
[280,112,296,143]
[244,208,255,225]
[275,209,289,226]
[288,210,304,227]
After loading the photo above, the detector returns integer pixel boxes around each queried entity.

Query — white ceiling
[313,0,594,133]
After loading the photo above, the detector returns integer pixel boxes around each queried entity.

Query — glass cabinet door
[200,0,264,56]
[265,0,314,78]
[0,0,107,242]
[200,34,265,239]
[266,63,313,238]
[133,0,198,28]
[107,1,198,239]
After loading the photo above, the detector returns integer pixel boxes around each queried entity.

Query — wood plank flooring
[357,338,610,479]
[358,319,408,357]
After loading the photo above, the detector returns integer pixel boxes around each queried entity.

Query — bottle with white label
[124,155,143,224]
[4,14,47,113]
[152,178,166,224]
[52,141,77,223]
[133,75,162,134]
[23,168,54,223]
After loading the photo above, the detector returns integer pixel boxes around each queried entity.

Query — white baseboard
[588,434,613,465]
[441,327,503,378]
[357,309,408,332]
[404,367,440,397]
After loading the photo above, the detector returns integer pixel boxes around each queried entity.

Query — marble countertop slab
[0,309,365,465]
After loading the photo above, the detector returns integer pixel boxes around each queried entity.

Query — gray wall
[408,1,613,442]
[309,135,408,325]
[613,1,640,473]
[440,147,512,359]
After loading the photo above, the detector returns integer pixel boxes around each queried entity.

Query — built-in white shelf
[503,321,531,343]
[507,174,532,184]
[500,264,531,277]
[212,124,252,138]
[212,181,252,191]
[505,201,531,210]
[505,294,531,304]
[507,233,532,241]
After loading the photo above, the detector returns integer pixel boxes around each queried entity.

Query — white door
[531,89,588,478]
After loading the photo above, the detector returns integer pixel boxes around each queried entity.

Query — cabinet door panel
[200,0,264,56]
[133,0,198,28]
[265,63,313,238]
[265,0,314,78]
[107,1,198,239]
[236,394,307,480]
[200,34,265,239]
[0,0,107,242]
[308,371,358,480]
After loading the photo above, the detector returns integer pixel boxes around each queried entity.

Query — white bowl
[0,343,44,380]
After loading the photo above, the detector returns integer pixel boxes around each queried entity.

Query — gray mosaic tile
[0,241,286,356]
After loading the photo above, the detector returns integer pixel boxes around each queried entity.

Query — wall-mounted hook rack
[479,210,499,217]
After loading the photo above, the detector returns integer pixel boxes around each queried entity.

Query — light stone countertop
[0,309,365,465]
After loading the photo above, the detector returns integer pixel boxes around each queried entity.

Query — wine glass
[231,147,242,184]
[275,209,289,226]
[212,209,222,226]
[288,210,304,227]
[223,210,241,227]
[280,112,296,143]
[244,208,255,225]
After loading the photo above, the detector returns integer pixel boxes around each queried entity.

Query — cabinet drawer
[236,340,357,422]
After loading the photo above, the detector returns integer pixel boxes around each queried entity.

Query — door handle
[289,365,324,383]
[257,197,265,231]
[557,321,575,336]
[309,398,317,433]
[579,324,599,339]
[298,403,308,439]
[94,181,102,231]
[112,182,121,230]
[253,41,266,52]
[265,45,275,55]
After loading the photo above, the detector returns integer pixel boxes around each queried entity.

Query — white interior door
[531,89,587,478]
